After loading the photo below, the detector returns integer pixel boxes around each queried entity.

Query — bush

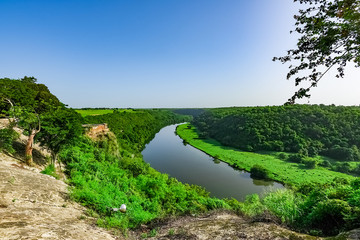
[352,164,360,175]
[277,152,288,160]
[303,159,317,169]
[250,165,270,179]
[324,145,360,162]
[306,199,352,235]
[334,162,351,173]
[0,128,19,154]
[287,154,304,163]
[320,160,331,168]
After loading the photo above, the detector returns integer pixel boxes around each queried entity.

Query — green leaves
[274,0,360,103]
[36,107,83,163]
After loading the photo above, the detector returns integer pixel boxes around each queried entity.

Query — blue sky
[1,0,359,108]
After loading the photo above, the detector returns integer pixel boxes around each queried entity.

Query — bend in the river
[142,124,283,201]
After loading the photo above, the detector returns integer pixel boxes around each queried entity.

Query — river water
[142,124,283,201]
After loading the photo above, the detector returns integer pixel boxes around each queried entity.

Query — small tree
[3,99,41,165]
[36,107,82,165]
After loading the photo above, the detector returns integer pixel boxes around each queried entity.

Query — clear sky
[1,0,359,108]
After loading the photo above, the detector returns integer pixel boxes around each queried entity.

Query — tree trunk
[25,129,37,165]
[51,152,58,166]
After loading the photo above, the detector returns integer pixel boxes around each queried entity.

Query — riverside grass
[176,123,354,187]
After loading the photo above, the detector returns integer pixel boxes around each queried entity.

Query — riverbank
[176,123,354,187]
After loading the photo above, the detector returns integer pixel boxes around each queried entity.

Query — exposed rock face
[83,123,110,138]
[0,153,120,240]
[138,212,322,240]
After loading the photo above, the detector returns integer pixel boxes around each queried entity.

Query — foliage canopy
[274,0,360,103]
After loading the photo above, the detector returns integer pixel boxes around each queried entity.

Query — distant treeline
[172,108,205,117]
[76,107,136,110]
[193,105,360,162]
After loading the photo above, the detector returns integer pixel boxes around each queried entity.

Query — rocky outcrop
[0,153,120,240]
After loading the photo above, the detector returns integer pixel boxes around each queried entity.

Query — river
[142,124,283,201]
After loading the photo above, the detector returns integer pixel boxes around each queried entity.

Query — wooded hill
[83,109,191,154]
[193,105,360,162]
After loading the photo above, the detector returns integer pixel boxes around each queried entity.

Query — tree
[15,107,41,165]
[21,76,37,84]
[0,77,62,165]
[274,0,360,104]
[36,107,83,165]
[1,97,41,165]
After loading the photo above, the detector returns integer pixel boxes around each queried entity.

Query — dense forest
[193,105,360,173]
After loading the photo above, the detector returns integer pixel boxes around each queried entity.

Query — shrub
[324,145,360,162]
[352,164,360,175]
[306,199,352,235]
[303,159,317,169]
[287,154,304,163]
[277,152,288,160]
[250,165,270,179]
[320,160,331,168]
[334,162,351,173]
[0,128,19,154]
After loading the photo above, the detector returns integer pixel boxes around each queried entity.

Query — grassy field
[177,123,354,187]
[75,109,138,117]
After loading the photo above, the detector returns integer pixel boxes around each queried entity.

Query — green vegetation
[2,78,360,236]
[250,165,270,180]
[177,123,353,187]
[0,128,19,154]
[1,78,229,234]
[75,108,138,117]
[178,123,360,235]
[177,117,360,235]
[0,77,80,165]
[193,105,360,174]
[83,109,191,153]
[274,0,360,103]
[41,164,59,179]
[60,111,229,232]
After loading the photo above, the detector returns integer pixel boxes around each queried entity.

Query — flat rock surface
[0,153,121,240]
